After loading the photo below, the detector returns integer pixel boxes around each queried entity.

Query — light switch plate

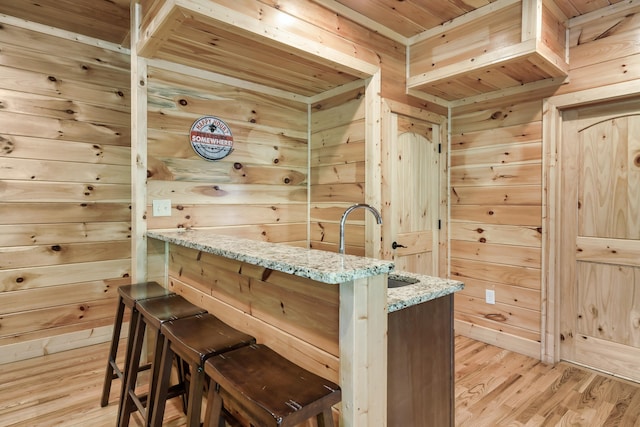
[485,289,496,305]
[152,199,172,217]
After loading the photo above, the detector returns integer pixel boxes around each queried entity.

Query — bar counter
[147,229,462,426]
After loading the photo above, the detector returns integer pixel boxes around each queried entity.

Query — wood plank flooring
[0,337,186,427]
[455,336,640,426]
[0,335,638,426]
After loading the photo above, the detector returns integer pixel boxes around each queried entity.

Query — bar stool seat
[119,293,207,427]
[149,313,256,427]
[204,343,341,427]
[101,281,173,407]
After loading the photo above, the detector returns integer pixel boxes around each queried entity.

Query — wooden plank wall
[167,244,340,379]
[309,86,367,255]
[450,101,544,358]
[0,22,132,363]
[144,66,309,246]
[451,1,640,358]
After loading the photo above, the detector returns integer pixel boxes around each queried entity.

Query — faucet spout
[339,204,382,254]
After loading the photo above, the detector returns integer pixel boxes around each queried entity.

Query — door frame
[542,80,640,364]
[380,99,449,275]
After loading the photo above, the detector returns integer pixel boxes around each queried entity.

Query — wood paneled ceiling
[0,0,625,100]
[0,0,131,45]
[0,0,623,48]
[332,0,627,38]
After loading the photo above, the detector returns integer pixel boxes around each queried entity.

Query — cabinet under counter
[388,294,455,426]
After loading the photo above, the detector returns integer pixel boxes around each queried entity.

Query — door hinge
[438,143,442,153]
[438,219,442,230]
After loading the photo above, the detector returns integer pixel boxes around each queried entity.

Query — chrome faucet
[339,204,383,254]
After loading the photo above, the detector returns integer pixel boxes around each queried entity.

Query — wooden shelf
[136,0,379,97]
[407,0,569,105]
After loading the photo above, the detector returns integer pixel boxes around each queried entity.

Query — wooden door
[383,112,440,276]
[559,98,640,382]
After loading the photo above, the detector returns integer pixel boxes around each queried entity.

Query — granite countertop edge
[386,271,464,313]
[147,229,463,312]
[147,229,394,284]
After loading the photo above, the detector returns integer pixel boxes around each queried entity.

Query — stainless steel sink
[387,275,420,288]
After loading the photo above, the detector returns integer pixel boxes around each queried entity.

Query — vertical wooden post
[339,274,387,426]
[131,0,149,283]
[521,0,542,42]
[365,71,383,258]
[379,100,394,262]
[440,115,449,277]
[541,99,560,364]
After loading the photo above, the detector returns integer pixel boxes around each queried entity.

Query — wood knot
[262,268,273,281]
[485,313,507,322]
[1,136,14,154]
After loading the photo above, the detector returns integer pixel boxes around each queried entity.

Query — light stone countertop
[386,271,463,313]
[147,229,394,284]
[147,229,463,312]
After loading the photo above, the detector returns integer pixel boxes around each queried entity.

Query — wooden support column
[521,0,542,42]
[339,274,387,426]
[131,0,149,282]
[365,71,382,259]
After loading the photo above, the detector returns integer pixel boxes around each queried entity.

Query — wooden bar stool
[118,293,207,427]
[149,313,256,427]
[101,281,173,407]
[204,343,341,427]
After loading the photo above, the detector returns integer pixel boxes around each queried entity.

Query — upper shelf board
[136,0,380,97]
[407,0,569,104]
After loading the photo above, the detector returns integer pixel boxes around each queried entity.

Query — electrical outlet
[152,199,172,217]
[485,289,496,305]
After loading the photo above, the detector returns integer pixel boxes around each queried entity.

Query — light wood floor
[0,335,639,426]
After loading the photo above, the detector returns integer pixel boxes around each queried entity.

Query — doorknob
[392,241,407,250]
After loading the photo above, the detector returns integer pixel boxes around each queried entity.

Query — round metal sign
[189,116,234,161]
